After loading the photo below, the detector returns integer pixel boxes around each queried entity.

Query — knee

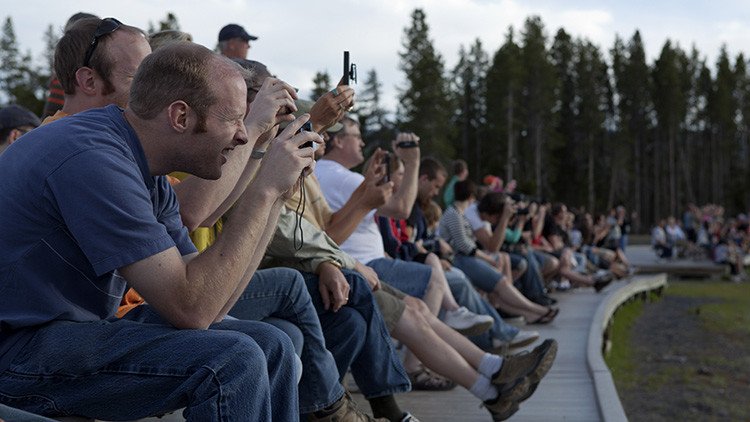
[400,298,431,332]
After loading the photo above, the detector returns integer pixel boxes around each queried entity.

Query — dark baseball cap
[0,104,41,132]
[218,24,257,42]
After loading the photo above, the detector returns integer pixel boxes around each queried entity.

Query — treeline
[3,10,749,232]
[330,10,750,232]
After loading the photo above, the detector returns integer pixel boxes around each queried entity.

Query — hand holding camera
[392,132,420,163]
[244,77,298,137]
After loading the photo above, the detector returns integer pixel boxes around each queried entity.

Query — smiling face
[185,67,248,180]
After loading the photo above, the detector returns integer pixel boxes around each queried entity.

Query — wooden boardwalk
[63,247,679,422]
[350,283,614,421]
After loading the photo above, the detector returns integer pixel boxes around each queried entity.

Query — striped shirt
[439,205,478,256]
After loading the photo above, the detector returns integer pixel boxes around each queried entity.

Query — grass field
[606,279,750,420]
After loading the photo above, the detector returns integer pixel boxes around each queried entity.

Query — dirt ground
[615,289,750,421]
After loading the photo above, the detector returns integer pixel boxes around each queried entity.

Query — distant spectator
[218,23,257,59]
[443,158,467,207]
[483,175,504,193]
[148,29,192,51]
[652,219,673,259]
[0,104,41,156]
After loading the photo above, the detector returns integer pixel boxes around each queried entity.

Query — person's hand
[440,259,452,271]
[317,262,350,312]
[309,85,355,133]
[244,77,297,136]
[255,114,321,198]
[392,132,421,164]
[437,238,453,255]
[360,149,393,209]
[353,261,381,291]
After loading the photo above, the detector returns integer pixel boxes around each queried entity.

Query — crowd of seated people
[0,14,567,422]
[651,204,750,282]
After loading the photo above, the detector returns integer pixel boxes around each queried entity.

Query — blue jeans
[511,252,548,304]
[301,269,411,399]
[0,306,298,421]
[444,267,519,349]
[228,268,344,414]
[452,254,502,293]
[366,257,431,298]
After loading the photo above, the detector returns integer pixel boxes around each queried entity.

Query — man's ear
[167,101,190,133]
[7,128,23,144]
[74,67,99,96]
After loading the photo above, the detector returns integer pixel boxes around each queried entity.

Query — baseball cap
[0,104,41,132]
[218,24,257,42]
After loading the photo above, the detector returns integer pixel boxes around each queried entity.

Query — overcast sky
[6,0,750,111]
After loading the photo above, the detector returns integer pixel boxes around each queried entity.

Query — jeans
[511,252,549,305]
[301,269,411,399]
[0,306,298,421]
[444,267,519,350]
[228,267,343,414]
[452,254,502,293]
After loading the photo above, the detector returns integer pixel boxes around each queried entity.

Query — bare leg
[424,253,459,311]
[393,298,479,388]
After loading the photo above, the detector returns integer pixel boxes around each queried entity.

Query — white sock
[478,353,503,378]
[469,374,499,402]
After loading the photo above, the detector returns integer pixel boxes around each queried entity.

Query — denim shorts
[366,257,431,299]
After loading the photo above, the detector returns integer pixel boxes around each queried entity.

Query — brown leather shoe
[491,339,558,402]
[308,392,388,422]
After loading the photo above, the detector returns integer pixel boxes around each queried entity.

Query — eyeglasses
[82,18,122,68]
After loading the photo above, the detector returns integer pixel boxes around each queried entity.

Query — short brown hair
[419,157,447,180]
[148,30,192,51]
[129,42,225,129]
[55,17,143,95]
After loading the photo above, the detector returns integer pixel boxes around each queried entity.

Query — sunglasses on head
[82,18,122,68]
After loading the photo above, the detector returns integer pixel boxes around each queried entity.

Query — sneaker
[491,339,558,402]
[309,392,388,422]
[399,412,420,422]
[491,330,540,353]
[443,306,494,336]
[556,279,571,291]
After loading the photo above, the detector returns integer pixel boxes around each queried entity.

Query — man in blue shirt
[0,41,312,420]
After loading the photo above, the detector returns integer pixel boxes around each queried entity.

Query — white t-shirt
[464,202,492,232]
[314,159,386,264]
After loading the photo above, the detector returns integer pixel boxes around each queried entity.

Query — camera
[343,51,357,85]
[516,208,530,216]
[396,140,418,148]
[382,152,391,184]
[298,121,317,151]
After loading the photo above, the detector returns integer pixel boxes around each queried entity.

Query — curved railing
[587,273,668,422]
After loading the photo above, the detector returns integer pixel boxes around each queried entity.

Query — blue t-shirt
[0,105,197,370]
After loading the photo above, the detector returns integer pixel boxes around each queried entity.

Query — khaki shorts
[373,282,407,332]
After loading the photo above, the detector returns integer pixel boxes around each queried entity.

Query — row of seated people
[654,204,750,282]
[0,16,558,422]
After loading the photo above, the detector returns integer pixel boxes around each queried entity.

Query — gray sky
[6,0,750,111]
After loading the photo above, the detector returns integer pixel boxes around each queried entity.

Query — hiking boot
[442,306,494,336]
[308,392,388,422]
[491,339,558,402]
[483,394,521,421]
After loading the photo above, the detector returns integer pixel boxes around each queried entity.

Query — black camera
[516,208,530,216]
[343,51,357,85]
[298,122,316,150]
[382,152,391,184]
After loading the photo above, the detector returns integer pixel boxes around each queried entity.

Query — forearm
[326,195,374,244]
[177,183,279,327]
[378,164,418,219]
[216,195,285,319]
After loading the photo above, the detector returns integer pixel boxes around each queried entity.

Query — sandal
[407,365,456,391]
[529,307,559,325]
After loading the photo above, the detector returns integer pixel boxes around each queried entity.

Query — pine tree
[398,8,453,158]
[0,16,44,114]
[485,27,523,182]
[549,28,578,204]
[451,39,488,175]
[149,12,181,34]
[520,16,555,197]
[310,71,331,101]
[357,69,389,136]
